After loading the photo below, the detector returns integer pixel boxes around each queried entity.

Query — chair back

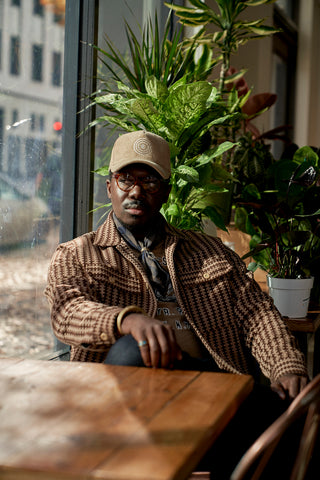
[230,374,320,480]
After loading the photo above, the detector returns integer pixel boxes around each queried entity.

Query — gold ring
[138,340,148,348]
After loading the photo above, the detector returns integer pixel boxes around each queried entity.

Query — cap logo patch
[133,137,152,156]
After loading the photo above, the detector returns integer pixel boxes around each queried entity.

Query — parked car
[0,173,50,249]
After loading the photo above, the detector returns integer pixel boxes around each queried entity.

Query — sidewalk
[0,228,58,358]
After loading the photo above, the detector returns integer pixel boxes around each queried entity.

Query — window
[10,36,20,75]
[39,115,45,132]
[33,0,43,16]
[0,1,64,360]
[53,13,64,24]
[12,109,18,125]
[32,45,43,81]
[52,52,61,86]
[30,113,36,130]
[11,0,21,6]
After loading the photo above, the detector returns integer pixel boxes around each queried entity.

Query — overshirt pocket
[86,264,141,293]
[177,257,232,285]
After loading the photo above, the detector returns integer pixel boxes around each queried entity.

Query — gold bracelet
[116,306,146,335]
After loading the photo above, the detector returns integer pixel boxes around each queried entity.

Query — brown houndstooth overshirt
[45,212,307,382]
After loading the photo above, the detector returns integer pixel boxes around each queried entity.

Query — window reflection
[0,0,65,358]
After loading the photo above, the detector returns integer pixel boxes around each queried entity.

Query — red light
[53,121,62,131]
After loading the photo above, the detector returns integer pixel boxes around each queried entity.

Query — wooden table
[284,309,320,378]
[0,358,253,480]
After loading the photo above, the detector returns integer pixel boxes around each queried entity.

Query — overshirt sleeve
[223,245,308,382]
[44,243,121,351]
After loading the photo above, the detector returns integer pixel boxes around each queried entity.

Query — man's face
[106,164,171,234]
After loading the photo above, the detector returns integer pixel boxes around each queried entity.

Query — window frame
[61,0,98,245]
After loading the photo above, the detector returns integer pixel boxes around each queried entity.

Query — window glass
[10,36,20,75]
[33,0,44,16]
[0,0,65,358]
[52,51,61,86]
[32,44,43,81]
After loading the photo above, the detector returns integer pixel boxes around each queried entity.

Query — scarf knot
[113,214,175,301]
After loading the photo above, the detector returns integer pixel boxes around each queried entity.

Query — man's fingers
[148,335,161,368]
[272,374,309,400]
[137,338,152,367]
[271,382,286,400]
[123,313,181,368]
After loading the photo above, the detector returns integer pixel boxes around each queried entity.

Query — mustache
[123,200,147,209]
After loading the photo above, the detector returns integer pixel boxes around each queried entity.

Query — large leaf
[128,98,160,128]
[145,76,169,103]
[165,81,213,134]
[165,203,180,217]
[174,165,200,183]
[293,146,319,167]
[195,141,235,166]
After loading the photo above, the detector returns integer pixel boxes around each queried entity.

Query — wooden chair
[230,374,320,480]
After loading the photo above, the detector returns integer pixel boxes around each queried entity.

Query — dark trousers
[104,335,313,479]
[104,334,220,371]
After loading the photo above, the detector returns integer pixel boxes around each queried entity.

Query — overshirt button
[100,332,108,341]
[203,273,210,279]
[109,278,115,284]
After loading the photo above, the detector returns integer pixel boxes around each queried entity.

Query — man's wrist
[117,306,146,335]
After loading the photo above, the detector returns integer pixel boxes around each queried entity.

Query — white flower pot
[267,276,314,318]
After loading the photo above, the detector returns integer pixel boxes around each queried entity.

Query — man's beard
[115,201,162,237]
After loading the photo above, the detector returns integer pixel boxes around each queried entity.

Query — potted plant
[234,146,320,317]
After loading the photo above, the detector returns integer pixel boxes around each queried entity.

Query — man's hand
[121,313,182,368]
[271,374,308,400]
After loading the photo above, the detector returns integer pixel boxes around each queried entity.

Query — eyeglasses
[112,173,166,194]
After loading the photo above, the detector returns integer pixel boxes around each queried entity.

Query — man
[46,130,310,477]
[45,129,307,398]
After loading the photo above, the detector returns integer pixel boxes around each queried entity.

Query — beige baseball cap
[109,130,171,179]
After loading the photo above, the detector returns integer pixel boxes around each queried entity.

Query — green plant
[234,146,320,279]
[94,10,217,94]
[166,0,280,93]
[165,2,282,188]
[88,2,280,232]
